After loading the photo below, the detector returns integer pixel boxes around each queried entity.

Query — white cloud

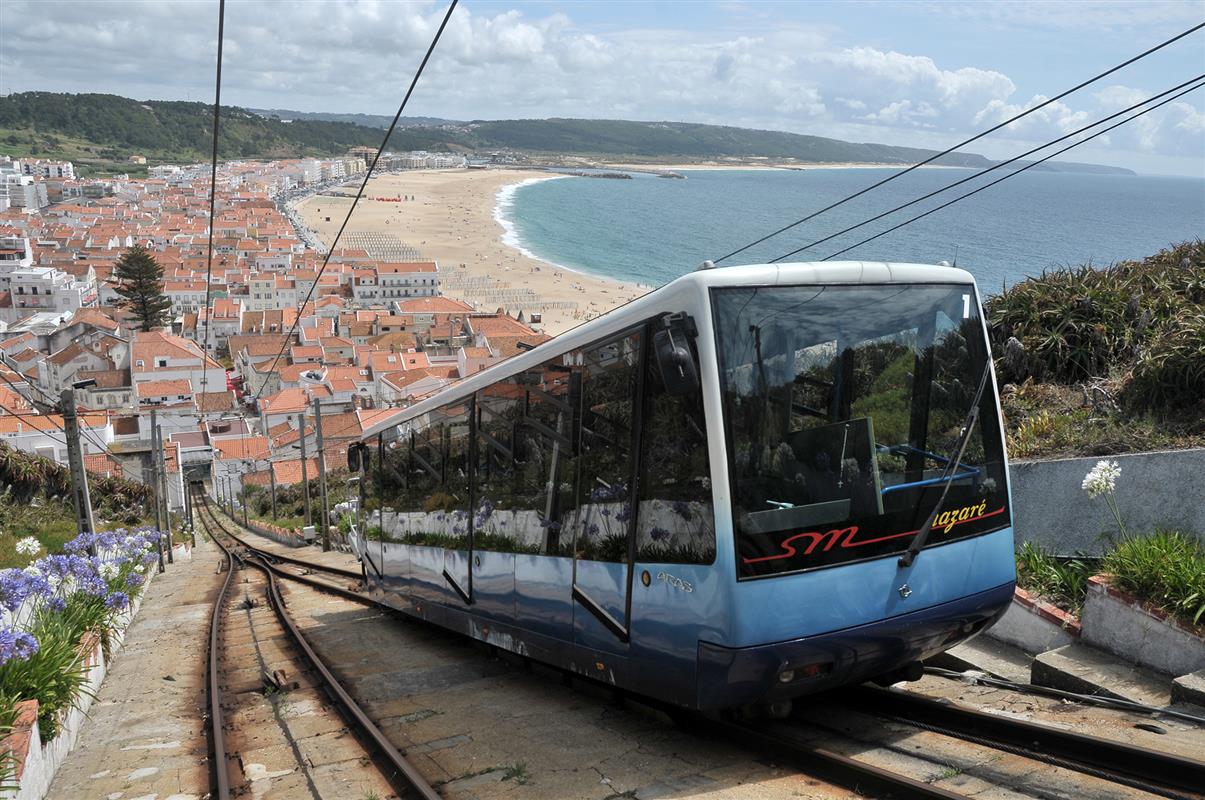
[0,0,1199,171]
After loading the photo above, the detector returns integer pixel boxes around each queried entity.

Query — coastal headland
[296,169,649,336]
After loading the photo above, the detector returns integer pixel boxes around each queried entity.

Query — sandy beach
[296,169,647,336]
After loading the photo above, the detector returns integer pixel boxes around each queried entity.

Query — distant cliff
[0,92,1136,176]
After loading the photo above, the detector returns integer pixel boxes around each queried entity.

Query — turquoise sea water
[498,168,1205,292]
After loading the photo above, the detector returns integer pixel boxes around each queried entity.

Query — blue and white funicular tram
[349,262,1015,714]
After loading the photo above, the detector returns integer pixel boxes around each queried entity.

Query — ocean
[496,168,1205,293]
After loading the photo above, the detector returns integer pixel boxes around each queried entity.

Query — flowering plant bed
[0,528,163,794]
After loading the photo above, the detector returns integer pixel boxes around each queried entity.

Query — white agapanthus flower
[99,562,119,581]
[1081,460,1121,498]
[134,563,146,574]
[47,574,62,589]
[22,565,41,578]
[15,537,41,556]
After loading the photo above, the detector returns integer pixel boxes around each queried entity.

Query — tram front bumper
[695,581,1014,710]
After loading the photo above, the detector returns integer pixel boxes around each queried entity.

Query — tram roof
[357,261,978,442]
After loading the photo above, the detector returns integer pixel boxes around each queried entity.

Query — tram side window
[510,361,576,555]
[374,431,408,542]
[636,331,716,564]
[474,381,536,554]
[407,413,446,544]
[440,401,472,550]
[568,332,640,564]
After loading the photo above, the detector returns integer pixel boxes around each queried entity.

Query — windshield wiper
[898,361,993,569]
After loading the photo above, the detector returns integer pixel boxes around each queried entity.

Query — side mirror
[653,312,700,397]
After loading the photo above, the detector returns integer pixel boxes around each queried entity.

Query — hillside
[0,91,1135,176]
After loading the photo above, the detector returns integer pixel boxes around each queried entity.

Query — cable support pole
[770,72,1205,263]
[250,0,460,406]
[149,410,166,572]
[200,0,226,387]
[60,388,97,556]
[269,463,278,521]
[242,459,249,528]
[158,420,173,563]
[820,78,1205,261]
[313,397,331,552]
[713,20,1205,264]
[298,412,313,530]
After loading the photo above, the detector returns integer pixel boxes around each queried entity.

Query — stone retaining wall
[1009,447,1205,555]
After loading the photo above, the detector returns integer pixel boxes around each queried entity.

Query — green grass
[0,498,81,570]
[1103,531,1205,629]
[1015,542,1096,616]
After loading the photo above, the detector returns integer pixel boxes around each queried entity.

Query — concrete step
[926,635,1032,683]
[1031,642,1171,707]
[1171,669,1205,709]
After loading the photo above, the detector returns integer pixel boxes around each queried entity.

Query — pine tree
[113,243,172,331]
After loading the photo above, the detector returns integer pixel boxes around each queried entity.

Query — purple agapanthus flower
[670,501,692,520]
[649,526,671,542]
[615,504,632,524]
[105,592,130,611]
[0,627,39,666]
[125,573,144,589]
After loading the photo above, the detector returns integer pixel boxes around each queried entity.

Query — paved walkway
[45,538,225,800]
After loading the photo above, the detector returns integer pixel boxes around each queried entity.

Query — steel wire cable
[712,21,1205,265]
[249,0,459,408]
[818,78,1205,261]
[768,73,1205,263]
[200,0,227,396]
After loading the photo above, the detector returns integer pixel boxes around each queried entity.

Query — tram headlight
[777,669,796,684]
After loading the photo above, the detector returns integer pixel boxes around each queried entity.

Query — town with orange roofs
[0,151,548,516]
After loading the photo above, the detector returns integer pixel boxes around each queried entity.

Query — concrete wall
[1010,448,1205,556]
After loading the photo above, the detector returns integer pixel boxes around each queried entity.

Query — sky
[1,0,1203,176]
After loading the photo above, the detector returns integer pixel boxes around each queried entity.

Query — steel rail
[205,524,236,800]
[202,496,1201,799]
[719,718,972,800]
[202,499,377,604]
[851,686,1205,800]
[218,512,362,580]
[197,494,443,800]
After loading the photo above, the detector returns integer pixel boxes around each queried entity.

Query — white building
[21,160,75,179]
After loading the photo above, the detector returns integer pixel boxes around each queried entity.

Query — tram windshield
[713,283,1011,579]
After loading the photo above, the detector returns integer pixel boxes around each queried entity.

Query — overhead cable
[818,78,1205,261]
[770,73,1205,263]
[249,0,459,407]
[712,21,1205,264]
[200,0,227,394]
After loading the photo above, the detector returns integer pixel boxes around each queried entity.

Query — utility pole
[227,475,235,518]
[150,410,163,534]
[148,410,166,573]
[298,412,312,529]
[61,385,97,555]
[242,461,249,527]
[269,466,278,520]
[312,397,330,552]
[155,420,173,564]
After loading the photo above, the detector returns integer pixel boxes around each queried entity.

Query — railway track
[200,494,440,800]
[201,495,1205,800]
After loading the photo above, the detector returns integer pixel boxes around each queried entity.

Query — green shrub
[987,241,1204,385]
[1103,530,1205,628]
[1122,312,1205,411]
[1015,541,1095,616]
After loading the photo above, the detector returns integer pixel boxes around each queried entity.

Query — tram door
[571,331,642,657]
